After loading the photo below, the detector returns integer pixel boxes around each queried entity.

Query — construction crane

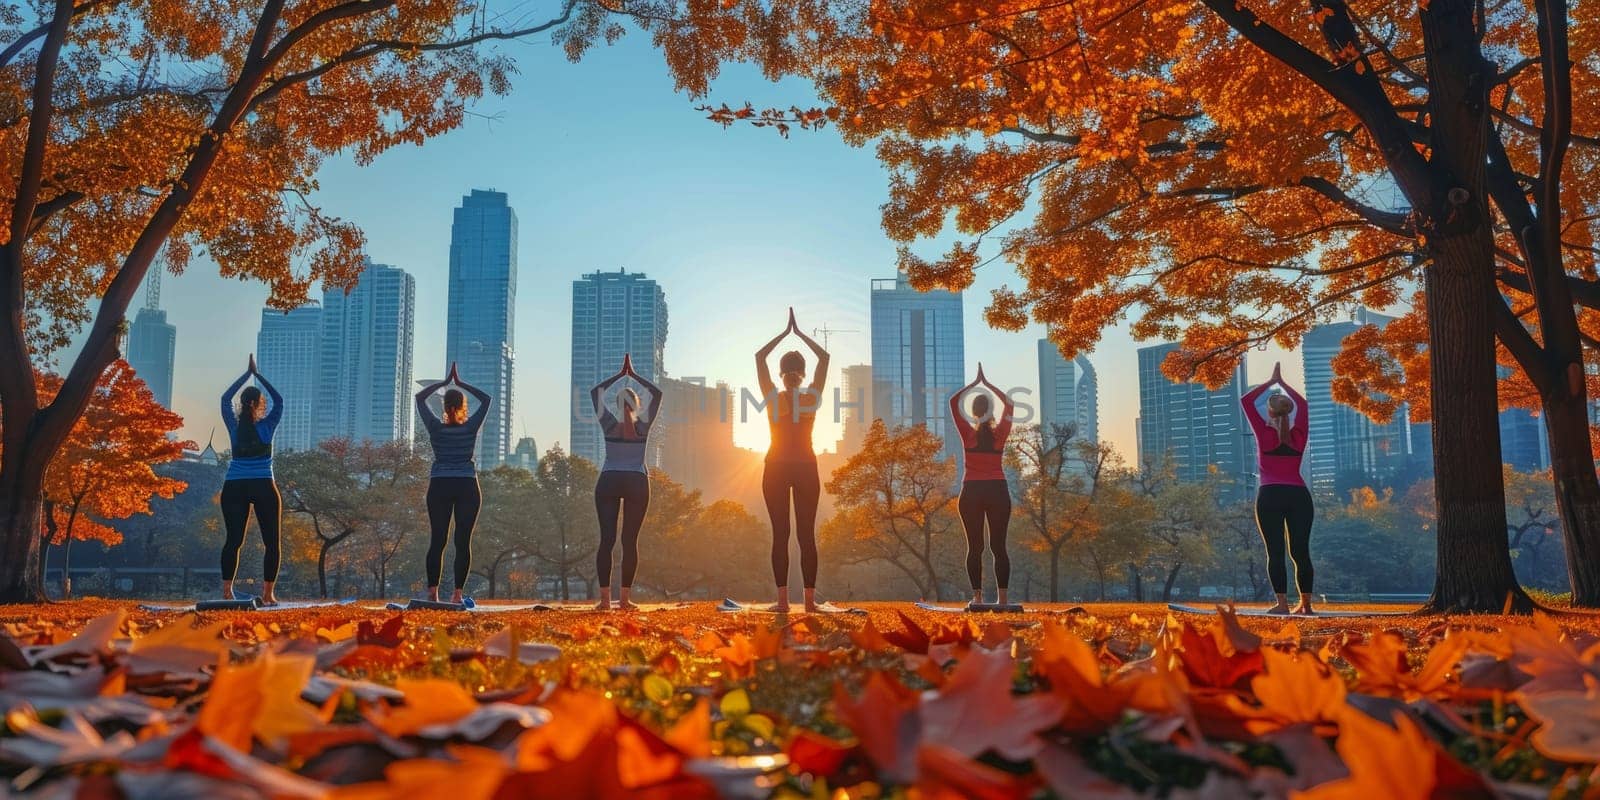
[812,324,858,349]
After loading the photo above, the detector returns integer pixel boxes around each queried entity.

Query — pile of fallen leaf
[0,601,1597,799]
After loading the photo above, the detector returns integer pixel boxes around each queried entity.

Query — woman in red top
[950,364,1015,608]
[755,308,830,613]
[1240,362,1314,615]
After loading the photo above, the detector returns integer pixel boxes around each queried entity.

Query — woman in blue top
[219,355,285,604]
[415,362,492,605]
[590,354,662,611]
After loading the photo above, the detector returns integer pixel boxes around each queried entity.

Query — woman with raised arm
[415,362,492,605]
[219,355,286,605]
[590,353,664,611]
[1241,362,1315,615]
[756,308,830,612]
[949,364,1016,608]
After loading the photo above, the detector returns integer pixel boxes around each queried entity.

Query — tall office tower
[126,267,176,409]
[1499,408,1550,473]
[569,269,669,466]
[870,274,965,463]
[507,437,540,472]
[318,261,416,445]
[446,189,517,466]
[1136,342,1252,493]
[654,375,736,490]
[255,305,323,453]
[835,364,876,456]
[1301,308,1415,492]
[1037,339,1099,444]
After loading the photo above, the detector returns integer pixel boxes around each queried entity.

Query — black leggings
[595,470,650,588]
[1256,484,1315,595]
[763,460,820,589]
[220,478,281,582]
[958,479,1012,591]
[426,477,481,590]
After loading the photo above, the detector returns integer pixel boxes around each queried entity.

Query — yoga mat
[140,597,356,613]
[914,601,1027,614]
[1166,603,1409,619]
[716,598,866,615]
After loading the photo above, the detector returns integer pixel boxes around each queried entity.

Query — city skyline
[125,269,175,411]
[1136,342,1253,493]
[1301,308,1419,493]
[148,31,1304,466]
[869,274,965,466]
[317,261,417,446]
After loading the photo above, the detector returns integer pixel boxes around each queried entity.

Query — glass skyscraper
[1301,308,1416,492]
[446,189,517,466]
[1037,339,1098,445]
[126,267,175,409]
[1135,342,1252,493]
[869,274,965,464]
[569,269,668,466]
[317,261,416,445]
[255,305,322,453]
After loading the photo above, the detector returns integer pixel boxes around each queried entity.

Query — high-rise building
[1037,339,1098,444]
[870,274,964,463]
[1136,342,1252,492]
[255,305,323,453]
[318,261,416,445]
[446,189,517,466]
[508,437,540,472]
[1499,407,1550,473]
[126,268,175,409]
[654,376,736,490]
[1301,308,1415,492]
[570,269,669,466]
[835,364,875,456]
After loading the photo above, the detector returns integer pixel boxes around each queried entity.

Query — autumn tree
[36,361,189,597]
[651,498,771,600]
[684,0,1600,610]
[530,446,598,601]
[0,0,844,603]
[823,420,962,601]
[276,439,414,598]
[471,465,539,598]
[1503,467,1566,590]
[1006,423,1108,601]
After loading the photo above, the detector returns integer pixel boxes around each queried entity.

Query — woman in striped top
[415,362,492,605]
[949,364,1015,608]
[590,354,663,611]
[219,355,285,604]
[1241,362,1314,615]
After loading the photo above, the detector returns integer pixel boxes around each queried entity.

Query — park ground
[1,599,1599,798]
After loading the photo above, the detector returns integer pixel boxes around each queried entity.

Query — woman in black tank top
[755,308,830,613]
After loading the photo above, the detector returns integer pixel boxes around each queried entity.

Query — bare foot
[1266,603,1291,614]
[617,599,639,611]
[450,592,464,605]
[593,599,611,611]
[765,602,790,613]
[804,602,821,613]
[1292,604,1315,616]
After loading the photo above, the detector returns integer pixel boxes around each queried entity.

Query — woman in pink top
[950,364,1015,608]
[1241,362,1315,615]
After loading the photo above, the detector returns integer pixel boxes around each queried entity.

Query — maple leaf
[1294,708,1490,800]
[833,671,922,783]
[329,745,510,800]
[1519,691,1600,763]
[914,743,1035,800]
[369,679,480,738]
[197,651,324,751]
[848,618,892,651]
[127,618,228,675]
[1176,618,1263,691]
[883,610,933,654]
[1342,631,1468,700]
[1034,619,1169,736]
[920,646,1063,760]
[1242,648,1348,735]
[785,729,855,777]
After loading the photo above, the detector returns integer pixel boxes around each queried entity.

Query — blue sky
[156,19,1299,459]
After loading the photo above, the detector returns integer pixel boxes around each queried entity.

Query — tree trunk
[1414,0,1532,613]
[1126,563,1144,602]
[60,525,74,599]
[1161,562,1183,602]
[317,541,331,599]
[0,464,47,603]
[1048,544,1061,602]
[1541,391,1600,605]
[1421,234,1531,612]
